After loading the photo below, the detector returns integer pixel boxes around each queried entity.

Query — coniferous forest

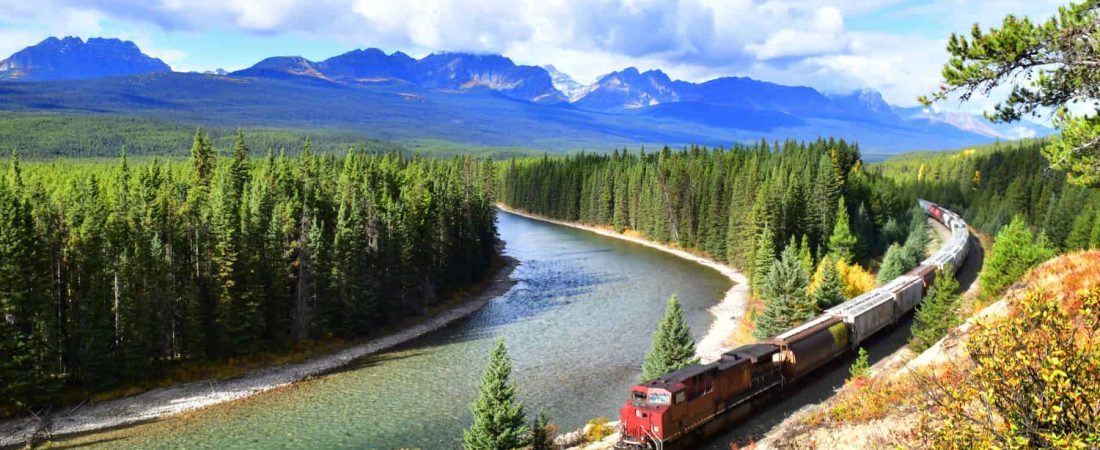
[0,131,498,412]
[874,139,1100,252]
[501,140,914,281]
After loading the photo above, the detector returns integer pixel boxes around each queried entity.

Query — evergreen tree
[640,295,698,381]
[828,197,858,263]
[798,234,813,274]
[812,155,840,253]
[188,129,215,188]
[879,217,905,250]
[754,241,815,339]
[1091,209,1100,249]
[980,216,1056,296]
[877,243,909,284]
[921,0,1100,186]
[530,411,556,450]
[901,217,930,263]
[910,265,960,352]
[1065,207,1094,250]
[7,149,21,189]
[751,224,776,296]
[464,339,529,450]
[812,256,846,309]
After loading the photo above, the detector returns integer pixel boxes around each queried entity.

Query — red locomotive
[618,344,781,449]
[617,200,970,449]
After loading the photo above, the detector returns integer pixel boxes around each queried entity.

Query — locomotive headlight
[653,425,659,432]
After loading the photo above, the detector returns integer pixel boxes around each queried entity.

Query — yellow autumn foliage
[809,259,875,299]
[919,288,1100,449]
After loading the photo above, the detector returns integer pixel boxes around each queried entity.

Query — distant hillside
[0,113,548,159]
[0,37,170,81]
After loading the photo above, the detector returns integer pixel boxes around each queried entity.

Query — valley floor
[0,255,520,448]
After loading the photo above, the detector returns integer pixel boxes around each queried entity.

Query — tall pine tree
[640,295,698,381]
[530,411,556,450]
[465,339,529,450]
[754,241,816,338]
[828,197,858,263]
[812,256,846,309]
[751,224,776,296]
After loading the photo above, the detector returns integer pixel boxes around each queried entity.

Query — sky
[0,0,1072,111]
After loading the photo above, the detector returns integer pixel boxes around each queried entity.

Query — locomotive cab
[619,385,678,447]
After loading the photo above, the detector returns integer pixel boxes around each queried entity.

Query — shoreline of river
[0,254,520,448]
[495,205,749,363]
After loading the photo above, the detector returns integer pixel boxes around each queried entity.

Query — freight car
[617,200,970,450]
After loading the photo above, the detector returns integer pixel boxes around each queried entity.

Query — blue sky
[0,0,1070,110]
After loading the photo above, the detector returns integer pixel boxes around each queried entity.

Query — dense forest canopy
[0,132,498,412]
[501,139,912,271]
[873,139,1100,253]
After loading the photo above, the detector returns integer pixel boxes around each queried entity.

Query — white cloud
[746,6,850,60]
[0,29,42,60]
[0,2,108,55]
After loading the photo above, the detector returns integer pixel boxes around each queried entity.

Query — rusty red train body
[616,200,971,449]
[618,344,781,449]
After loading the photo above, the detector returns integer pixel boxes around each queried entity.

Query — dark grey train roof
[642,363,716,390]
[725,343,779,361]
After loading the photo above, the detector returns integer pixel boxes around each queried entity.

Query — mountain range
[0,36,1051,154]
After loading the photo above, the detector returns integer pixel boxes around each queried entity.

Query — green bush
[980,216,1055,297]
[583,417,615,443]
[848,347,870,380]
[910,265,960,353]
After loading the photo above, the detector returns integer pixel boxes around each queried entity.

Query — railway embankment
[0,253,520,448]
[754,250,1100,450]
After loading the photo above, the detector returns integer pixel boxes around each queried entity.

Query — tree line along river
[55,210,732,449]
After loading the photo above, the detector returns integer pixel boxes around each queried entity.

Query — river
[55,209,732,449]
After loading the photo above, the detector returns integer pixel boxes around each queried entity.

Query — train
[616,199,970,449]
